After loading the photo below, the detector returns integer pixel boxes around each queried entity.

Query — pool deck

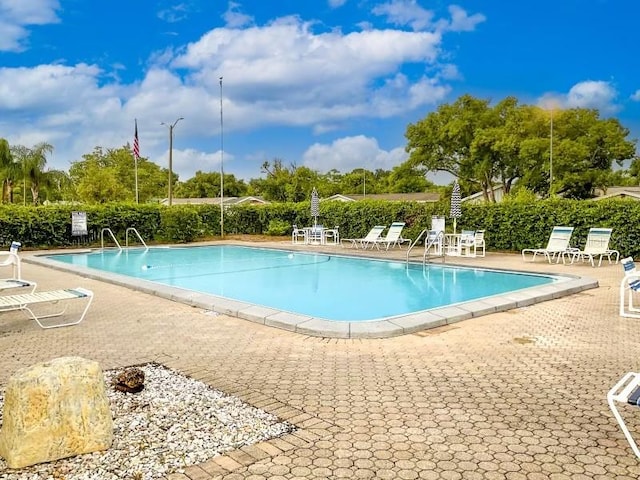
[2,240,640,479]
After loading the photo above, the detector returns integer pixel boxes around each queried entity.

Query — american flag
[133,119,140,160]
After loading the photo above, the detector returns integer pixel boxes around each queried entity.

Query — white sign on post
[71,211,88,236]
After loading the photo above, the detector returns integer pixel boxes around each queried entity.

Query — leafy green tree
[70,146,169,203]
[174,171,248,198]
[405,94,637,200]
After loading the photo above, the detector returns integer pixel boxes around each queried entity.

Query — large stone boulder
[0,357,113,469]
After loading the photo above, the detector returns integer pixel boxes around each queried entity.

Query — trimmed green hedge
[0,199,637,258]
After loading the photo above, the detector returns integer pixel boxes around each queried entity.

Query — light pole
[161,117,183,206]
[219,76,224,238]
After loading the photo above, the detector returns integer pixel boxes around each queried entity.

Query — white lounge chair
[568,227,619,267]
[374,222,411,250]
[0,241,37,295]
[620,257,640,318]
[608,372,640,459]
[521,226,574,263]
[0,287,94,329]
[341,225,386,249]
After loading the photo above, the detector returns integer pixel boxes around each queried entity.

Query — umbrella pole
[453,218,457,235]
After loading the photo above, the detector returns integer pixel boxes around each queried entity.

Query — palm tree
[0,138,20,203]
[13,142,54,205]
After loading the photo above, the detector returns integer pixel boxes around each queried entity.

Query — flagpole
[134,119,139,204]
[219,76,224,239]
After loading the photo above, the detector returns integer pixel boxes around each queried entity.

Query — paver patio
[1,241,639,479]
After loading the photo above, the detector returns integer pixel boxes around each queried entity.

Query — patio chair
[521,226,574,263]
[620,257,640,318]
[608,372,640,459]
[323,226,340,245]
[374,222,412,250]
[0,287,94,329]
[291,225,306,245]
[425,216,446,255]
[568,227,619,267]
[461,230,486,257]
[341,225,386,249]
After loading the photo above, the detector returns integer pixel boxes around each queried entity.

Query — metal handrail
[100,228,122,251]
[422,231,446,265]
[406,228,429,263]
[125,227,149,251]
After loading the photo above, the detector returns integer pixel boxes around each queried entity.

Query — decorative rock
[112,367,145,393]
[0,356,114,469]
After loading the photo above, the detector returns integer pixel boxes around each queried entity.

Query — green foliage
[159,206,202,243]
[3,199,640,259]
[265,219,290,236]
[405,94,637,200]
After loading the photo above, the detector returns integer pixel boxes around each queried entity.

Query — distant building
[593,186,640,201]
[323,192,441,203]
[461,185,507,204]
[160,196,269,206]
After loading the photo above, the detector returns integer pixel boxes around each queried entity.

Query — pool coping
[25,246,599,339]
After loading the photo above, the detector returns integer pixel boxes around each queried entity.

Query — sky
[1,0,639,185]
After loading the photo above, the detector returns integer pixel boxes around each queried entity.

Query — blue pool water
[46,245,559,322]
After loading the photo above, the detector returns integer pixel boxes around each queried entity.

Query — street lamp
[161,117,183,206]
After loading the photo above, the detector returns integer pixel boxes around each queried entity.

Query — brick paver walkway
[1,243,640,479]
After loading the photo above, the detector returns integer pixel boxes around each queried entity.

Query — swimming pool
[32,244,597,338]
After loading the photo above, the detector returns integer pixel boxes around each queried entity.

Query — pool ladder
[100,227,148,252]
[406,229,445,266]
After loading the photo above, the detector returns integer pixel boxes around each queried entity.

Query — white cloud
[157,3,190,23]
[0,11,473,178]
[567,80,618,113]
[372,0,435,31]
[328,0,347,7]
[0,0,60,52]
[302,135,408,172]
[222,2,254,28]
[445,5,486,32]
[538,80,620,115]
[372,1,485,33]
[631,89,640,101]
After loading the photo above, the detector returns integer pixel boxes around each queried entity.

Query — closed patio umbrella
[311,187,320,227]
[450,180,462,234]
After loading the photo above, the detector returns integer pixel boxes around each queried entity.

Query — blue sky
[1,0,638,184]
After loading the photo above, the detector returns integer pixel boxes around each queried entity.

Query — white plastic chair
[374,222,411,250]
[341,225,385,249]
[569,227,619,267]
[608,372,640,459]
[291,225,307,245]
[620,257,640,318]
[522,226,574,263]
[461,230,485,257]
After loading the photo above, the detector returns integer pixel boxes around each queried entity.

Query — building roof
[160,196,269,206]
[324,192,440,203]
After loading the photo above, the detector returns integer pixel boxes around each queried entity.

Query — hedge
[0,198,638,258]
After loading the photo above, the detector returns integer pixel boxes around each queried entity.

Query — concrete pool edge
[25,250,599,339]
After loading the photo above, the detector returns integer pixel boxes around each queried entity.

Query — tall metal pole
[219,76,224,238]
[161,117,183,206]
[549,109,553,196]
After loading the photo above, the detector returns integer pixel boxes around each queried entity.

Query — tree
[0,138,18,203]
[69,146,169,203]
[405,94,638,200]
[174,171,248,198]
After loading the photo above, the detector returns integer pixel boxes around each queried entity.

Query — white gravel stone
[0,363,293,479]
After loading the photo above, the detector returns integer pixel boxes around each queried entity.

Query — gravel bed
[0,363,293,479]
